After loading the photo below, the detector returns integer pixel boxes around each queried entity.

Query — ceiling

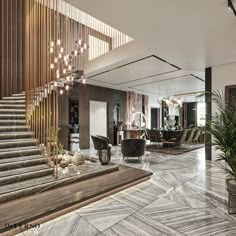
[86,54,205,96]
[65,0,236,96]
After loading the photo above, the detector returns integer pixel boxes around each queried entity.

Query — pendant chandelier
[158,96,184,107]
[49,37,89,93]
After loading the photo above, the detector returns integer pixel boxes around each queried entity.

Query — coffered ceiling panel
[130,74,204,97]
[87,55,180,85]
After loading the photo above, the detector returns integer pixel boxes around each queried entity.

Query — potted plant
[207,91,236,214]
[68,123,80,133]
[47,127,64,165]
[50,142,65,165]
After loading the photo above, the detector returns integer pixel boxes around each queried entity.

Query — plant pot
[226,179,236,214]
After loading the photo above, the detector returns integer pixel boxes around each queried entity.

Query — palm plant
[208,91,236,180]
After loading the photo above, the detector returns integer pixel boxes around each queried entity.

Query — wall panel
[0,0,24,98]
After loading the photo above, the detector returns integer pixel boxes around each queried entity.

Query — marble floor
[17,147,236,236]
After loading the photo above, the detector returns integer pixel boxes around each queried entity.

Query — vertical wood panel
[0,0,24,98]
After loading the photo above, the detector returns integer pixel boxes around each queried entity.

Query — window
[197,102,206,127]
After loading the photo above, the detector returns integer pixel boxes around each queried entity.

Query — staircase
[0,92,54,203]
[0,92,120,205]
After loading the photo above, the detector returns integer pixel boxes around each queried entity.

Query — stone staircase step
[0,157,47,171]
[0,147,40,159]
[0,132,32,140]
[0,174,54,196]
[0,164,53,186]
[0,114,25,120]
[2,96,25,100]
[12,92,25,97]
[0,145,38,153]
[0,126,29,132]
[0,139,37,149]
[0,100,25,104]
[0,104,25,109]
[0,120,26,125]
[0,154,43,164]
[0,109,25,114]
[0,164,119,204]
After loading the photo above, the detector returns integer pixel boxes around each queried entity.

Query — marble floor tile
[75,197,135,231]
[140,197,236,236]
[18,211,100,236]
[111,179,172,210]
[165,184,217,209]
[103,212,183,236]
[16,147,236,236]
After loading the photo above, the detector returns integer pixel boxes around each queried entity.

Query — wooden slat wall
[0,0,24,99]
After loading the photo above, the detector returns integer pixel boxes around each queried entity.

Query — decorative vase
[227,179,236,214]
[98,149,111,165]
[60,160,68,168]
[70,133,80,152]
[72,152,85,165]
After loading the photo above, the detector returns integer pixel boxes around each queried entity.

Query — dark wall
[151,108,158,129]
[79,84,127,149]
[58,84,127,149]
[58,84,80,150]
[0,0,24,98]
[186,102,197,127]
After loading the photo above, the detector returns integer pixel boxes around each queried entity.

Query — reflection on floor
[18,147,236,236]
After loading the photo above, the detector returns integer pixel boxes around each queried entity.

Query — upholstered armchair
[121,138,146,162]
[96,135,111,145]
[91,135,112,164]
[91,135,111,152]
[146,129,164,143]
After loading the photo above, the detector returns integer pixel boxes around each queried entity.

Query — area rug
[146,144,205,155]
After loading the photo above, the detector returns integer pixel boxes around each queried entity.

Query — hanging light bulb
[66,76,70,82]
[60,47,64,53]
[56,69,59,74]
[54,81,57,87]
[60,89,63,95]
[81,47,84,53]
[50,41,54,47]
[58,53,62,59]
[50,64,54,69]
[82,78,86,84]
[63,69,66,74]
[63,56,67,61]
[65,85,69,90]
[54,58,58,63]
[65,61,68,66]
[71,77,74,81]
[68,65,72,70]
[74,50,78,56]
[56,74,60,79]
[57,39,61,45]
[78,39,82,45]
[50,47,53,53]
[84,44,87,49]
